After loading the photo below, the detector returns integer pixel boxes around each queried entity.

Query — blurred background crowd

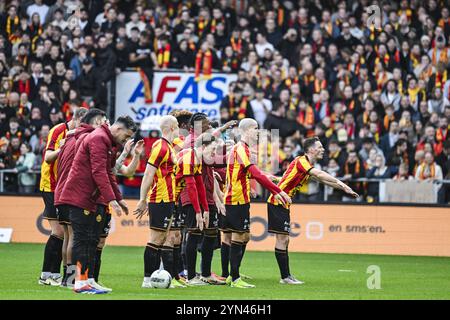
[0,0,449,203]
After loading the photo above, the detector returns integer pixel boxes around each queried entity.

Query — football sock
[286,248,291,276]
[239,242,247,267]
[230,240,243,281]
[144,242,160,277]
[161,246,175,278]
[186,233,202,280]
[275,248,289,279]
[51,235,63,276]
[173,244,182,279]
[42,234,62,275]
[201,234,216,277]
[93,247,103,282]
[220,242,230,278]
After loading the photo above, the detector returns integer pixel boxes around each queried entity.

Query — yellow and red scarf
[157,43,171,68]
[195,49,213,81]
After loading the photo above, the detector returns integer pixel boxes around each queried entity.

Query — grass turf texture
[1,243,449,300]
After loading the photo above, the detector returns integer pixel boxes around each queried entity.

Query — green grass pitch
[1,243,449,300]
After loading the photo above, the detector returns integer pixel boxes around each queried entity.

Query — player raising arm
[267,136,358,285]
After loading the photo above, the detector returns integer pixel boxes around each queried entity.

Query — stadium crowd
[0,0,449,203]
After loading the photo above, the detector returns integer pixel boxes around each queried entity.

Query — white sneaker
[38,277,61,286]
[187,276,209,286]
[142,279,153,288]
[88,279,112,292]
[280,275,304,285]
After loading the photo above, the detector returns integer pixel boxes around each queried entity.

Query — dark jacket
[54,124,95,205]
[59,124,122,212]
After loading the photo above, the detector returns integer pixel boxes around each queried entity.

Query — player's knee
[222,232,232,245]
[50,222,64,238]
[149,230,166,245]
[164,233,176,246]
[232,232,245,243]
[276,235,289,248]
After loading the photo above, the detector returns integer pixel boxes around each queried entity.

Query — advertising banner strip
[1,197,450,257]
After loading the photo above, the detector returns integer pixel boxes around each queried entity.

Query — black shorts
[57,204,71,225]
[170,205,184,231]
[206,205,219,231]
[184,204,219,233]
[148,202,175,231]
[224,204,251,233]
[218,208,231,233]
[42,192,57,220]
[267,203,291,235]
[96,205,112,237]
[69,205,96,227]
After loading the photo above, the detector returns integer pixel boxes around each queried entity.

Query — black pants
[69,205,101,278]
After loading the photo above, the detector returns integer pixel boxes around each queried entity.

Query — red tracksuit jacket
[59,124,122,212]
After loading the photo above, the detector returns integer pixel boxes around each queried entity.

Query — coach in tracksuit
[59,116,137,293]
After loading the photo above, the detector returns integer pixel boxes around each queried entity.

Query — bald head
[239,118,258,132]
[160,115,178,132]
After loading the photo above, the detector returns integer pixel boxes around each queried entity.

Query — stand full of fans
[0,0,449,203]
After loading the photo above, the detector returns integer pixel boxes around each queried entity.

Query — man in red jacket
[59,116,137,294]
[54,108,107,288]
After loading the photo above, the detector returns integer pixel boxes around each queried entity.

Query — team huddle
[38,107,358,294]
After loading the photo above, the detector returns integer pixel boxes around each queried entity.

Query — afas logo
[129,75,226,105]
[116,72,236,122]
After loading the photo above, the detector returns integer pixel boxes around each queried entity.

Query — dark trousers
[69,205,101,278]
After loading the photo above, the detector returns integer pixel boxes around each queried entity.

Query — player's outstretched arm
[309,168,359,198]
[248,165,292,207]
[134,164,157,219]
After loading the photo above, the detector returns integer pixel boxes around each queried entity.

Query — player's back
[224,141,252,205]
[147,138,176,203]
[268,154,313,205]
[40,122,68,192]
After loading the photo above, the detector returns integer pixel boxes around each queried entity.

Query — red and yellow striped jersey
[175,148,202,201]
[172,136,185,152]
[268,155,313,207]
[39,122,68,192]
[224,141,253,205]
[147,138,176,203]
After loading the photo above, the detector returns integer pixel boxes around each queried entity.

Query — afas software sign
[115,71,237,125]
[2,196,450,257]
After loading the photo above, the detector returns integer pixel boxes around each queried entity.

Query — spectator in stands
[341,150,365,201]
[366,154,394,202]
[415,151,443,181]
[13,141,36,193]
[393,163,413,180]
[0,0,448,202]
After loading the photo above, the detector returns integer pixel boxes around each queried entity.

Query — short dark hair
[170,109,193,128]
[81,108,106,125]
[303,136,320,152]
[115,115,138,133]
[189,112,208,128]
[73,107,88,120]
